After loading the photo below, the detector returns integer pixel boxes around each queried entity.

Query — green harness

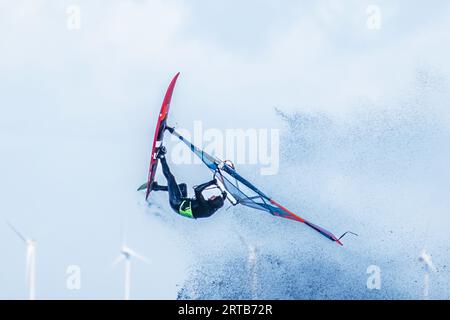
[178,200,194,219]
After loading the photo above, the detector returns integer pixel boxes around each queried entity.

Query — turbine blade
[233,229,248,246]
[238,234,247,247]
[127,249,151,265]
[112,255,125,267]
[7,221,27,242]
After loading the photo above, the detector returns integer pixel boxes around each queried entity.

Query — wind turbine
[419,248,437,300]
[112,233,151,300]
[236,232,258,300]
[7,222,36,300]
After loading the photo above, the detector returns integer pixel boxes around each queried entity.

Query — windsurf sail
[168,127,348,246]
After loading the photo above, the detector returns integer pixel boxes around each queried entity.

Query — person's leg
[160,157,183,209]
[155,182,185,195]
[178,183,188,198]
[151,182,168,191]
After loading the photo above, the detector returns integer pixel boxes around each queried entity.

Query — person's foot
[156,146,167,159]
[151,181,168,191]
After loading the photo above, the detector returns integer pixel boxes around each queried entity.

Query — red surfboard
[139,73,180,200]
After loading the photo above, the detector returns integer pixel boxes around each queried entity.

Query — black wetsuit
[158,156,225,218]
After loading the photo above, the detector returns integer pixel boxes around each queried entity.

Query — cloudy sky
[1,0,450,299]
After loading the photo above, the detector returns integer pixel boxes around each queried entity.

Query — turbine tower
[236,232,258,300]
[8,222,36,300]
[113,233,151,300]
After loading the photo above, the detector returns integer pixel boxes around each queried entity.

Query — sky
[0,0,450,299]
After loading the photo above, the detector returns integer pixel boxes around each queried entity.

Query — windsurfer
[151,146,227,219]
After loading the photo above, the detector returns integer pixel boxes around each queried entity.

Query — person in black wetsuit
[151,146,226,219]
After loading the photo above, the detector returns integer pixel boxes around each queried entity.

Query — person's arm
[193,179,217,202]
[194,179,217,194]
[221,190,227,200]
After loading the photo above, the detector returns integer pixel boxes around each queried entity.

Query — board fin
[137,182,149,191]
